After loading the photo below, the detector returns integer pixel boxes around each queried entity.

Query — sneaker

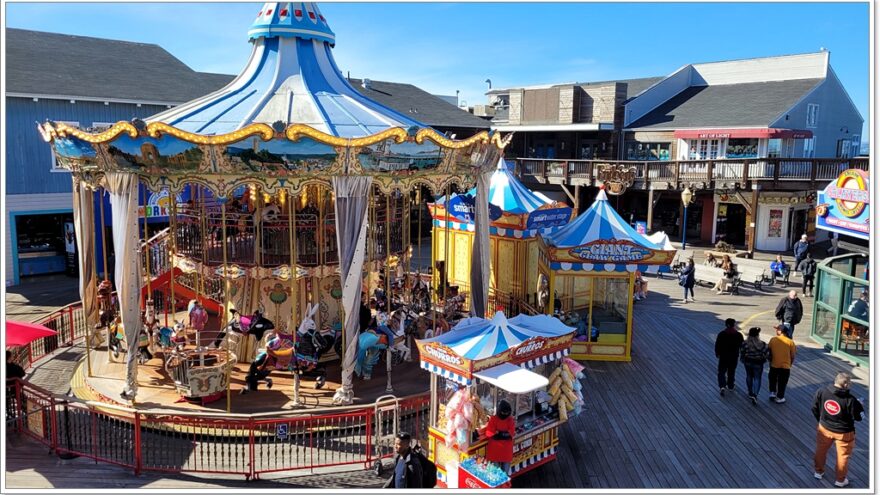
[727,386,735,392]
[266,378,274,389]
[690,297,696,302]
[750,395,758,405]
[813,472,824,480]
[720,388,725,396]
[681,299,689,304]
[774,397,786,404]
[769,392,777,400]
[239,388,248,395]
[834,478,849,488]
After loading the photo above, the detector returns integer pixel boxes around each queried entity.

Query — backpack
[412,445,437,488]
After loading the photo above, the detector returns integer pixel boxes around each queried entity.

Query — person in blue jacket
[792,234,811,273]
[769,255,789,286]
[679,258,696,303]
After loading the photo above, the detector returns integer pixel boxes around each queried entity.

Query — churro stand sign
[816,169,869,240]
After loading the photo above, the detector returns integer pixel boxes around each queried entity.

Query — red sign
[423,342,463,366]
[674,128,813,139]
[513,338,547,358]
[824,400,841,416]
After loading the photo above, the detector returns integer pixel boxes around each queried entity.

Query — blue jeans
[683,286,694,299]
[744,361,764,397]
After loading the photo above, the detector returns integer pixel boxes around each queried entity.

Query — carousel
[428,159,573,312]
[415,311,582,488]
[39,2,507,411]
[536,187,676,361]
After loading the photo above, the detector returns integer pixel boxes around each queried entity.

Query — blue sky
[6,2,870,143]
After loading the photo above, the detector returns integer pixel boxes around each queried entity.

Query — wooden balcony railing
[516,157,869,189]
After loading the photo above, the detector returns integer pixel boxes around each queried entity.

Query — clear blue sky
[5,2,870,143]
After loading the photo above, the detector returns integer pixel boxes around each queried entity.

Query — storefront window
[842,281,869,323]
[687,139,722,160]
[813,305,837,343]
[726,138,758,158]
[625,142,670,161]
[818,273,841,309]
[767,139,783,158]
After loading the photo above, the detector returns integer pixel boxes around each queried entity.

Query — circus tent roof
[438,158,555,215]
[147,2,425,137]
[421,311,574,361]
[542,188,663,251]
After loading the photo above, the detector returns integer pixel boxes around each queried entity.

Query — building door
[714,203,747,246]
[789,208,808,246]
[756,205,790,251]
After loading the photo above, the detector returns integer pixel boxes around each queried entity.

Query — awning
[673,128,813,139]
[473,362,549,394]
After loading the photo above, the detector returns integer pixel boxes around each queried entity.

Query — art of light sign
[568,239,652,263]
[815,169,869,240]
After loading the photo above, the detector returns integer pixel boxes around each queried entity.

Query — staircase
[141,228,223,314]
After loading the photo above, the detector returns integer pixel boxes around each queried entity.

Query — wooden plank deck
[515,276,870,489]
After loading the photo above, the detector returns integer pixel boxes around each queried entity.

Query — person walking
[798,252,818,297]
[767,324,796,404]
[740,327,769,405]
[812,373,865,487]
[775,290,804,338]
[715,318,744,396]
[826,232,839,257]
[679,258,696,303]
[383,432,424,488]
[793,234,811,273]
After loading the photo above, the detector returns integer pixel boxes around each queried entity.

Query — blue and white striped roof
[421,311,574,361]
[543,188,664,251]
[147,2,425,137]
[438,158,554,215]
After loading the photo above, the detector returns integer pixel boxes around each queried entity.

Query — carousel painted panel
[223,136,343,176]
[106,134,203,173]
[52,135,100,170]
[357,139,445,174]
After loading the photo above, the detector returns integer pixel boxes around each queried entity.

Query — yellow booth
[429,159,573,311]
[536,187,675,361]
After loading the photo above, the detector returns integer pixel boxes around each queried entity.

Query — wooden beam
[647,188,654,232]
[747,187,759,255]
[559,183,576,205]
[574,184,581,213]
[734,190,753,216]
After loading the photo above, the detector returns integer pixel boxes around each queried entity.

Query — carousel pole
[86,188,99,377]
[99,188,109,281]
[142,190,152,314]
[199,186,208,297]
[221,197,233,413]
[169,194,178,341]
[385,193,393,394]
[430,188,437,334]
[288,193,301,407]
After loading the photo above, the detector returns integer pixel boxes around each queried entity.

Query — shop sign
[423,342,464,366]
[446,195,502,223]
[138,190,184,219]
[815,169,869,240]
[697,133,731,139]
[596,165,636,195]
[512,337,547,359]
[568,239,652,263]
[526,208,571,230]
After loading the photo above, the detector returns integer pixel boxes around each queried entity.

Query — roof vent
[362,78,372,90]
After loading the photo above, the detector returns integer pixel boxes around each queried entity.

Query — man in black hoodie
[775,290,803,338]
[715,318,744,396]
[812,373,865,488]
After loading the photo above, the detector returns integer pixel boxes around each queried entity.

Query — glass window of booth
[818,273,841,309]
[812,304,837,343]
[590,277,630,346]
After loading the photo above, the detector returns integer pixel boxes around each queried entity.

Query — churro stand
[416,312,583,488]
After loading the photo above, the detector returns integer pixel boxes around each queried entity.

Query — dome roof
[147,2,425,137]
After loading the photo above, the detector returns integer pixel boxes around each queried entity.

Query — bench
[737,264,766,291]
[693,264,763,295]
[693,265,734,290]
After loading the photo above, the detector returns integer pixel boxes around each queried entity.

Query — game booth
[428,159,573,312]
[536,187,676,361]
[416,312,585,488]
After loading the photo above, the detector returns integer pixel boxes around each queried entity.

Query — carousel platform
[71,342,429,414]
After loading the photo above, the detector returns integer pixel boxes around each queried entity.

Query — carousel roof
[422,311,574,361]
[542,188,664,251]
[147,2,426,137]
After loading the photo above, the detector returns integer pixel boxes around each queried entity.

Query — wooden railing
[516,157,869,188]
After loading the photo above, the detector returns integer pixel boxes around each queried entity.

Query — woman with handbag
[679,258,696,303]
[713,255,737,294]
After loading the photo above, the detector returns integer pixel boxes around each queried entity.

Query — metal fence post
[365,408,373,468]
[68,306,75,345]
[133,411,142,475]
[248,418,256,480]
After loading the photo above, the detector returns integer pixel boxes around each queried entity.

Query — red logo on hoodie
[824,400,841,416]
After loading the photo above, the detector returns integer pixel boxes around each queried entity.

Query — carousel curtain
[105,171,143,399]
[72,178,98,330]
[470,172,492,318]
[331,176,373,405]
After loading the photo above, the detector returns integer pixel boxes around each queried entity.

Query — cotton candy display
[548,358,586,420]
[443,387,475,450]
[562,358,586,417]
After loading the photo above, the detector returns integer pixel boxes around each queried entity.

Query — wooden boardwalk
[516,275,871,489]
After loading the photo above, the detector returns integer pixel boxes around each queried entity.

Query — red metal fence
[7,301,430,480]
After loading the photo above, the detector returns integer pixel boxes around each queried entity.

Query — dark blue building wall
[5,97,169,195]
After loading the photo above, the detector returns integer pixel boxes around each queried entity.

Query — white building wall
[691,52,828,85]
[5,192,73,285]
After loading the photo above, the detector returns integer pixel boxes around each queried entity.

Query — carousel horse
[92,280,116,346]
[107,314,155,364]
[241,303,331,393]
[211,308,274,349]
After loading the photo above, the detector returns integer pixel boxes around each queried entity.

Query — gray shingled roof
[5,28,232,103]
[348,78,490,129]
[576,76,665,100]
[627,79,823,129]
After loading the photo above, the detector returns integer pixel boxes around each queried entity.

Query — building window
[851,135,861,156]
[767,139,783,158]
[687,139,722,160]
[802,137,815,158]
[836,139,851,158]
[725,138,758,159]
[806,104,820,128]
[50,121,80,173]
[625,142,670,161]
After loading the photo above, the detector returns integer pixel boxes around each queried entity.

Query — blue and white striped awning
[436,158,557,215]
[519,348,570,369]
[420,361,471,386]
[147,2,425,137]
[419,312,574,362]
[432,218,562,239]
[549,262,672,273]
